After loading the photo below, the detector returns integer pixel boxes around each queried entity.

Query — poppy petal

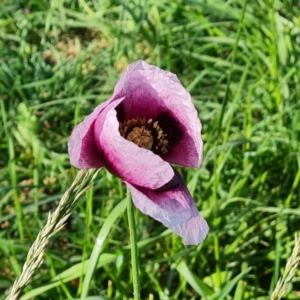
[126,170,209,245]
[94,101,175,190]
[68,102,108,169]
[113,61,203,167]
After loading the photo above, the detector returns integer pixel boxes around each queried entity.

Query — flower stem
[126,187,140,300]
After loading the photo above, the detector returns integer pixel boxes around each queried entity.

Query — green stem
[126,187,140,300]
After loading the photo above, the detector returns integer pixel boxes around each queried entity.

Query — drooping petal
[126,171,209,245]
[169,213,209,245]
[68,102,109,169]
[111,60,203,168]
[94,100,175,190]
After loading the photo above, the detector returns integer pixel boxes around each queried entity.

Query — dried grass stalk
[5,169,99,300]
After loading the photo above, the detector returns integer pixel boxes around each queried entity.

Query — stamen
[118,112,182,155]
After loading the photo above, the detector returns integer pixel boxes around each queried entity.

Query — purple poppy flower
[68,60,209,245]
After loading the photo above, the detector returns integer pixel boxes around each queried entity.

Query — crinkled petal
[68,102,108,168]
[111,60,202,168]
[94,100,174,190]
[126,171,209,245]
[170,213,209,246]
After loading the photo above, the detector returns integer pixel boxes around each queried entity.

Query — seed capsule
[127,126,154,150]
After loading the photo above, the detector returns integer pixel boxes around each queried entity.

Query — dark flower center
[118,111,183,155]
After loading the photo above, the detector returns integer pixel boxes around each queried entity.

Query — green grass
[1,0,300,299]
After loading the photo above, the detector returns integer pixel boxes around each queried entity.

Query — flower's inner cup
[119,118,169,154]
[118,109,183,156]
